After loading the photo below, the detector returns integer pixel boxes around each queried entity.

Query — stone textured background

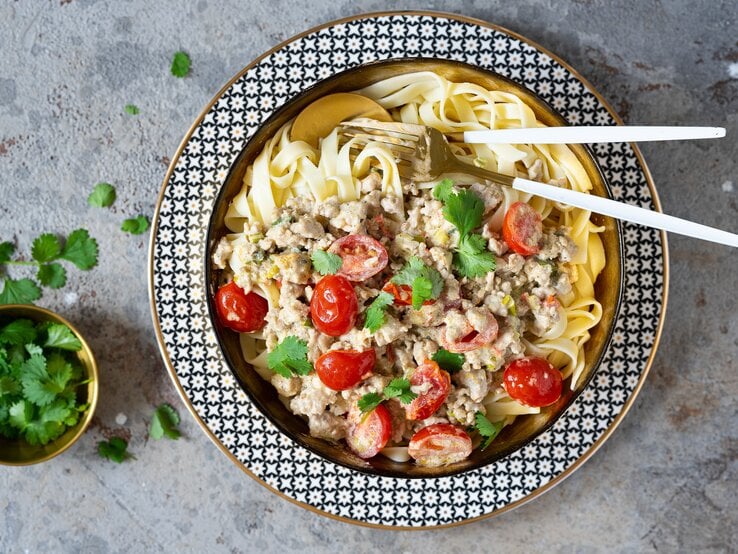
[1,1,736,552]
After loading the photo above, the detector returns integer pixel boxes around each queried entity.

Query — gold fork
[337,119,738,248]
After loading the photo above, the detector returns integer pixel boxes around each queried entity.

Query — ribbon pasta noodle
[222,71,604,447]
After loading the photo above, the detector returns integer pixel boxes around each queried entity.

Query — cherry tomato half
[310,275,358,337]
[382,281,436,307]
[315,349,376,391]
[214,281,268,333]
[328,234,389,282]
[408,423,473,467]
[503,357,563,407]
[440,311,499,353]
[502,201,543,256]
[346,403,392,459]
[406,360,451,421]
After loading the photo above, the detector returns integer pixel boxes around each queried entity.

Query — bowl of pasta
[206,58,623,477]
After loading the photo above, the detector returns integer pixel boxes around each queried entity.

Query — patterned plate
[149,11,668,528]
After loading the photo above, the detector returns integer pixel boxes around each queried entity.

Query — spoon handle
[464,126,726,144]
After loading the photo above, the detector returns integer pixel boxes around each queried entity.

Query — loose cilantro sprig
[171,51,191,78]
[149,403,181,440]
[311,250,342,275]
[432,348,465,373]
[0,318,91,446]
[363,291,394,333]
[432,180,496,278]
[267,336,313,378]
[390,257,444,309]
[88,183,117,208]
[475,411,504,450]
[124,104,140,115]
[0,230,98,304]
[358,378,418,413]
[98,437,133,463]
[121,215,150,235]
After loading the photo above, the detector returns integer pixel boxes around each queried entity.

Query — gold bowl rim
[147,9,669,529]
[0,304,99,466]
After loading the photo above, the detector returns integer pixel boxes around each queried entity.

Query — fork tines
[338,120,421,152]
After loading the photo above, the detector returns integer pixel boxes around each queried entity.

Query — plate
[149,10,668,528]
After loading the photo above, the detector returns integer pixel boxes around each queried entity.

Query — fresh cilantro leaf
[411,275,432,310]
[37,263,67,289]
[383,378,417,405]
[432,178,454,202]
[475,411,504,450]
[44,324,82,351]
[432,348,465,373]
[150,403,181,440]
[0,319,37,346]
[8,400,33,430]
[363,291,394,333]
[88,183,117,208]
[60,229,98,270]
[124,104,140,115]
[453,233,496,278]
[442,189,484,237]
[0,278,41,305]
[0,242,14,264]
[40,399,73,424]
[31,234,61,263]
[98,437,132,463]
[121,215,150,235]
[20,354,59,406]
[267,336,313,378]
[171,51,191,78]
[358,392,383,413]
[390,257,444,309]
[0,376,20,396]
[311,250,342,275]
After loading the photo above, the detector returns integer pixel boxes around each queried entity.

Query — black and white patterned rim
[149,11,667,528]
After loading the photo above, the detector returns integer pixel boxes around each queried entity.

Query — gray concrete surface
[1,1,737,552]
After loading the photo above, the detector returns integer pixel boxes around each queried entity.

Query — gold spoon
[290,93,392,148]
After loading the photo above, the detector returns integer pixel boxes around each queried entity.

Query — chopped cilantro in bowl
[0,304,98,466]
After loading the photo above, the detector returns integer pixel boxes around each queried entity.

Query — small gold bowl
[0,304,98,466]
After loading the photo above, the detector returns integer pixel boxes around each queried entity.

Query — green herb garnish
[0,318,90,446]
[170,51,191,78]
[121,215,150,235]
[475,411,504,450]
[311,250,342,275]
[98,437,132,463]
[267,336,313,378]
[434,182,497,278]
[0,230,98,304]
[431,348,465,373]
[390,257,443,309]
[363,291,394,333]
[88,183,117,208]
[149,403,181,440]
[124,104,140,115]
[357,392,383,413]
[382,378,417,404]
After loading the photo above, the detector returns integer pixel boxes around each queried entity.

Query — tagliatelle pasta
[215,71,604,465]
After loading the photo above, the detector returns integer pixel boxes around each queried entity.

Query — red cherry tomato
[406,361,451,421]
[346,403,392,459]
[382,281,436,307]
[503,357,563,407]
[315,349,375,391]
[214,281,268,333]
[502,201,543,255]
[440,312,499,353]
[408,423,473,467]
[328,234,389,282]
[310,275,358,336]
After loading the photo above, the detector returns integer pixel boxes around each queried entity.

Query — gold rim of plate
[147,10,669,529]
[0,304,99,466]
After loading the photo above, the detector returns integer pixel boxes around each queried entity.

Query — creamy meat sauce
[214,173,576,463]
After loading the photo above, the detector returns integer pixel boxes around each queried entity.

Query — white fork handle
[512,178,738,248]
[464,126,725,144]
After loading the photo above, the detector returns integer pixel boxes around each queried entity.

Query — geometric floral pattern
[150,12,665,527]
